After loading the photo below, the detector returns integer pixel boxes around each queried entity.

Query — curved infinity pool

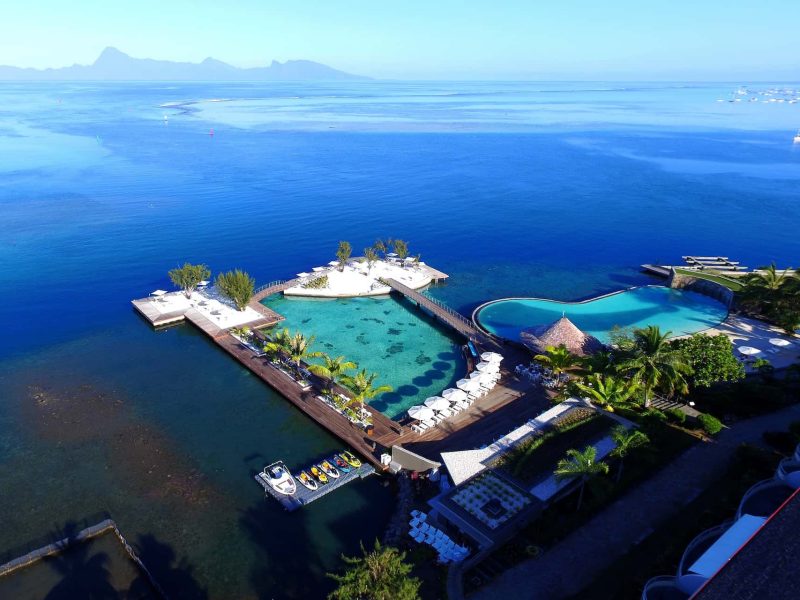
[474,286,728,344]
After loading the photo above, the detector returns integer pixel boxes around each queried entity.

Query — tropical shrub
[215,269,255,311]
[168,262,210,298]
[672,334,745,388]
[392,239,409,260]
[302,275,329,289]
[698,413,723,436]
[665,408,686,424]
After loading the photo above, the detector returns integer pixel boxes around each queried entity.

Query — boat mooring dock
[255,464,376,511]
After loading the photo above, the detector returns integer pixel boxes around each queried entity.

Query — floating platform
[255,463,376,511]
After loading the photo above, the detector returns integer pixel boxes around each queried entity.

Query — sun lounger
[423,418,436,428]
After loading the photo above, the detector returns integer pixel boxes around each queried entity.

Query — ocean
[1,81,799,598]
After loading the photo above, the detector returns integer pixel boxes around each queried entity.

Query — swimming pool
[474,286,728,344]
[262,294,466,419]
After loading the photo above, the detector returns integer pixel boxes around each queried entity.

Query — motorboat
[311,465,328,484]
[261,462,296,496]
[298,470,318,491]
[320,460,340,479]
[332,455,351,473]
[340,451,362,469]
[793,130,800,144]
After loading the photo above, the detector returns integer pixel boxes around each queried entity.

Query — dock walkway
[384,278,495,347]
[255,464,376,511]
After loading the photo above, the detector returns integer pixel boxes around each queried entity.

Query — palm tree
[336,241,352,272]
[554,445,609,511]
[263,327,292,362]
[534,345,580,377]
[364,248,379,274]
[609,425,649,482]
[286,331,321,374]
[309,354,357,397]
[579,350,615,375]
[373,239,388,260]
[572,374,639,410]
[619,326,691,407]
[341,369,393,416]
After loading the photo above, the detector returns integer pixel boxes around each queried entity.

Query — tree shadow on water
[42,522,118,600]
[239,500,323,600]
[131,534,208,600]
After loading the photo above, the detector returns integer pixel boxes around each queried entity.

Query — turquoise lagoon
[474,286,728,343]
[263,292,467,419]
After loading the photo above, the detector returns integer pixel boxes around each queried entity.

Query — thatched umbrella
[519,316,604,356]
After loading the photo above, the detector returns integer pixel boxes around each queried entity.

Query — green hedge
[698,413,723,435]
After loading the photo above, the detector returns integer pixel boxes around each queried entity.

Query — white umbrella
[477,372,495,386]
[328,260,339,266]
[481,351,503,363]
[312,266,326,272]
[442,388,467,402]
[151,289,167,296]
[387,252,398,257]
[769,338,792,348]
[424,396,450,411]
[476,361,499,372]
[456,378,481,392]
[738,346,762,356]
[469,371,483,380]
[197,280,210,287]
[408,405,434,420]
[296,272,310,278]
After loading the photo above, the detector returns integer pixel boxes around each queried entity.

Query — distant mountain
[0,47,369,81]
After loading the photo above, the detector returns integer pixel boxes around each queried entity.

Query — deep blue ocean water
[1,81,799,598]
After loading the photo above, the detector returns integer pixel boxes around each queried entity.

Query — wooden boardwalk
[383,278,496,347]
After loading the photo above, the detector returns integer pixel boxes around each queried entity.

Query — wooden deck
[131,298,186,327]
[384,278,496,347]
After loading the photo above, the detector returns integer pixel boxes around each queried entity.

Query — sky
[1,0,799,80]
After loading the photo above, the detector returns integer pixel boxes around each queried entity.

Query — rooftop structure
[520,316,604,356]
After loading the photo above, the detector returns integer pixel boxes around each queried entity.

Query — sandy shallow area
[284,259,434,297]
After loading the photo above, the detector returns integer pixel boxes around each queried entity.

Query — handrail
[254,280,287,294]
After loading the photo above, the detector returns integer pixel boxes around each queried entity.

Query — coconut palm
[572,374,640,410]
[533,345,580,377]
[309,354,357,396]
[336,241,352,272]
[286,331,321,373]
[392,239,409,261]
[578,350,615,375]
[263,327,292,362]
[554,445,609,511]
[341,369,393,415]
[373,239,388,260]
[364,248,379,273]
[619,326,691,407]
[609,425,649,482]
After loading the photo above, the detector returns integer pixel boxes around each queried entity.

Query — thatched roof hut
[520,316,604,356]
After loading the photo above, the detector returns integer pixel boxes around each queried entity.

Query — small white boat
[794,130,800,144]
[261,462,297,495]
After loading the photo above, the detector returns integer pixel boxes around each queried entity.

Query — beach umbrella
[477,372,495,386]
[481,351,503,363]
[442,388,467,402]
[738,346,762,356]
[328,260,339,266]
[197,280,210,287]
[469,371,483,380]
[424,396,450,411]
[296,272,310,278]
[312,266,326,272]
[476,361,499,372]
[150,289,167,296]
[456,378,481,392]
[387,252,398,257]
[408,405,435,421]
[769,338,792,348]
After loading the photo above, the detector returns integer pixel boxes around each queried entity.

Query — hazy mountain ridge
[0,47,369,81]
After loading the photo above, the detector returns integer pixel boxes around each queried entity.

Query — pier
[384,278,495,347]
[641,255,749,279]
[255,463,376,511]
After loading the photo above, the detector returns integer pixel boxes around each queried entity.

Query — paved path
[467,404,800,600]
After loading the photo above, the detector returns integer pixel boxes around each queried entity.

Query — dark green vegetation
[327,540,421,600]
[302,274,329,289]
[575,443,781,599]
[674,267,744,291]
[494,410,613,483]
[167,262,210,298]
[215,268,255,310]
[336,241,352,271]
[672,334,745,388]
[738,263,800,333]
